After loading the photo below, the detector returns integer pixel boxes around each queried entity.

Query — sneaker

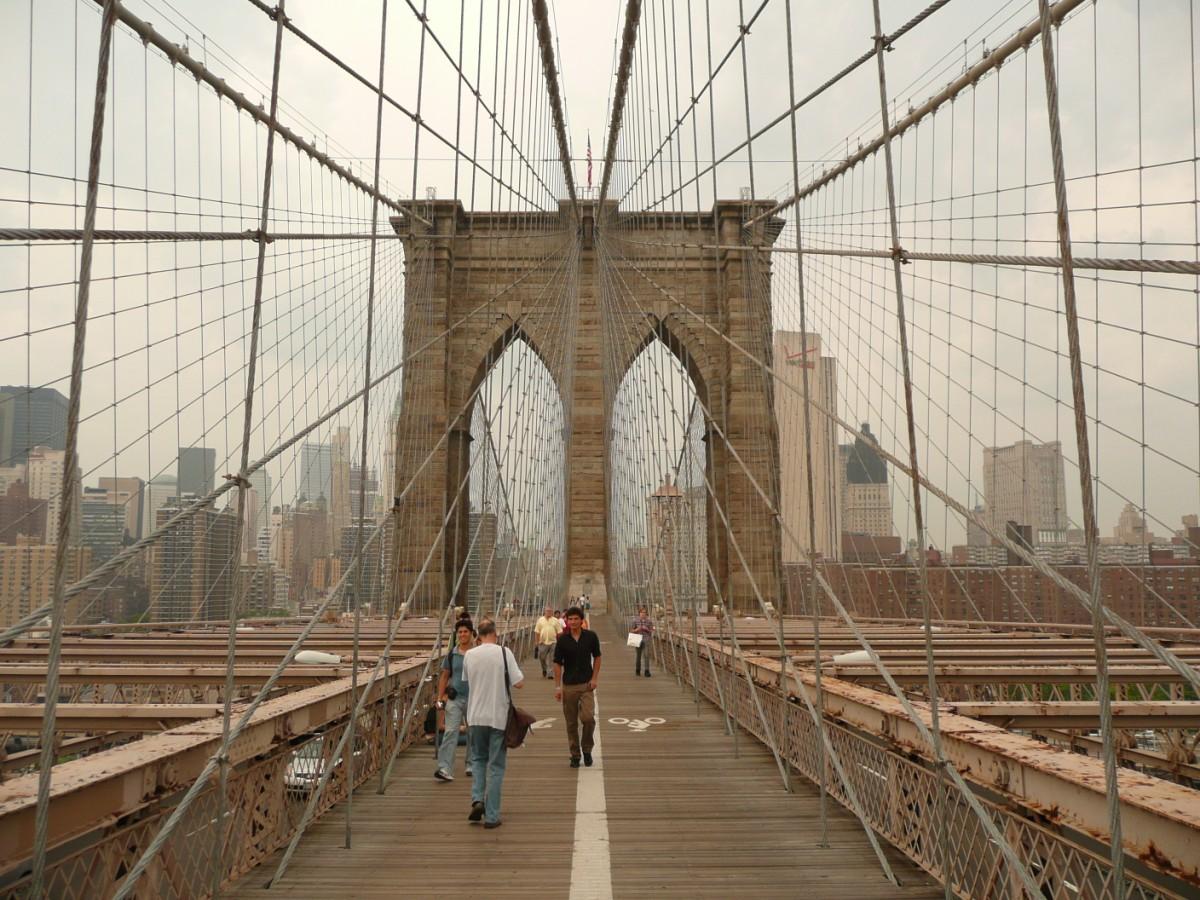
[434,769,453,782]
[583,752,593,767]
[465,768,473,777]
[644,671,651,678]
[468,800,485,822]
[570,757,581,768]
[483,820,503,829]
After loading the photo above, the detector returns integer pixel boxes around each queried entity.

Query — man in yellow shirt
[534,605,563,679]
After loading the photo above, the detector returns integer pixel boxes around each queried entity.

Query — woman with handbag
[629,606,654,677]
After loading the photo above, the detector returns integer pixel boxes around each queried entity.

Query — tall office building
[468,507,499,611]
[838,424,893,539]
[339,518,382,610]
[80,486,126,564]
[142,474,178,536]
[177,447,216,497]
[0,476,45,545]
[982,440,1067,544]
[329,427,353,547]
[239,469,273,554]
[1112,501,1155,545]
[149,499,238,621]
[0,538,91,627]
[298,442,333,503]
[289,497,329,605]
[0,386,68,466]
[98,476,145,542]
[349,463,380,521]
[26,446,77,544]
[774,330,840,561]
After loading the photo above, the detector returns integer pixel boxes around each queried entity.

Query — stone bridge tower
[390,199,783,615]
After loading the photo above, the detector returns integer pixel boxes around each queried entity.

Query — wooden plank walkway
[228,616,941,899]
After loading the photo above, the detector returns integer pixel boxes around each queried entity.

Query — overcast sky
[2,0,1198,555]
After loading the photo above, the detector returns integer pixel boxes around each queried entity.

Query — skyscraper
[839,423,893,539]
[0,538,91,627]
[80,486,126,564]
[142,474,178,536]
[26,446,77,544]
[298,442,333,503]
[98,476,145,542]
[774,330,840,561]
[0,386,68,466]
[149,499,238,621]
[177,447,216,497]
[982,440,1067,544]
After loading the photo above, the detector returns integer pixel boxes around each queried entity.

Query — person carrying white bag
[628,606,654,677]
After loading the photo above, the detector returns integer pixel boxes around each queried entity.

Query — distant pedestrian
[554,606,602,768]
[434,621,475,782]
[629,606,654,677]
[462,620,524,828]
[534,606,563,678]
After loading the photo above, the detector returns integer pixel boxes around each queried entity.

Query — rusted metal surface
[0,703,223,733]
[946,701,1200,729]
[0,656,427,874]
[657,627,1200,896]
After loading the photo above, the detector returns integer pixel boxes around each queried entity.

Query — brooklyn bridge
[0,0,1198,897]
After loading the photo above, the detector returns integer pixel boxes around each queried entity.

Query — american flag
[587,132,593,191]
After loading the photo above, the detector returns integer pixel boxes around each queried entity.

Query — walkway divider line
[569,696,613,900]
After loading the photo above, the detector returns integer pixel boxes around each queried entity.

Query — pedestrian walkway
[228,616,940,899]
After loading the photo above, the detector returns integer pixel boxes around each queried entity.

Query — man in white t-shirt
[462,620,524,828]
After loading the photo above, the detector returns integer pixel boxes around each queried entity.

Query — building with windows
[838,424,893,539]
[0,386,68,466]
[774,330,840,561]
[149,498,238,621]
[177,447,216,498]
[80,486,126,564]
[982,440,1068,544]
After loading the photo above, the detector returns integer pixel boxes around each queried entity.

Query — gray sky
[2,0,1198,553]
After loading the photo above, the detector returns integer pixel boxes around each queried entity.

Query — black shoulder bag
[502,647,537,748]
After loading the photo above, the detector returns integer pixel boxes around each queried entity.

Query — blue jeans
[468,725,508,824]
[436,697,467,774]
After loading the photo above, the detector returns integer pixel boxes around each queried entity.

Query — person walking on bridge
[462,620,524,828]
[534,605,562,678]
[554,605,602,768]
[434,620,475,782]
[629,606,654,677]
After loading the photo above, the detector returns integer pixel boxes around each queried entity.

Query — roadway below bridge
[228,616,939,899]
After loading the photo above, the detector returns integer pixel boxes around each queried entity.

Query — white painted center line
[569,695,613,900]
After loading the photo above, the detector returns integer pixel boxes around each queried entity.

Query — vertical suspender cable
[868,3,952,892]
[346,0,390,852]
[1035,0,1126,890]
[214,1,289,894]
[30,2,117,894]
[782,0,830,849]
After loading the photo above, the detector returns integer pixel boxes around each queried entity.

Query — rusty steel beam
[684,634,1200,887]
[0,655,428,869]
[948,700,1200,729]
[1033,729,1200,782]
[0,664,356,686]
[826,664,1195,685]
[0,703,223,733]
[1,732,138,773]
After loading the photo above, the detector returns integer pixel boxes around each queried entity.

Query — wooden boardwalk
[229,616,941,899]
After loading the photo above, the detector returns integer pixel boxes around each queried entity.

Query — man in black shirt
[553,605,602,767]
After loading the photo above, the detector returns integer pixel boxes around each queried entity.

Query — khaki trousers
[561,682,595,758]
